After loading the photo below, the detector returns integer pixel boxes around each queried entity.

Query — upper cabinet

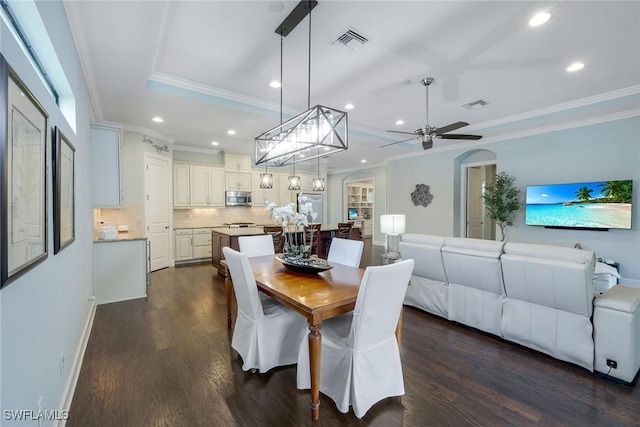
[224,153,252,191]
[225,153,252,173]
[173,162,225,208]
[91,124,122,207]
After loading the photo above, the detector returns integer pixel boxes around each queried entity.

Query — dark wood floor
[69,239,640,426]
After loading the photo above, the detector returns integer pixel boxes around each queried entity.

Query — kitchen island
[211,227,266,274]
[211,224,345,275]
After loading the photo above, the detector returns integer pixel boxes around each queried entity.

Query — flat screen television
[525,179,633,230]
[348,208,358,220]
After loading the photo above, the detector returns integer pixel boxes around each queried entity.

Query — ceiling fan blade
[380,137,418,148]
[422,138,433,150]
[435,121,469,135]
[439,134,483,140]
[386,130,418,136]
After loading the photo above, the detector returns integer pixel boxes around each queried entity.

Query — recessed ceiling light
[227,129,236,135]
[529,12,551,27]
[324,147,330,151]
[344,103,354,110]
[360,159,367,163]
[211,141,219,146]
[395,120,404,126]
[152,116,163,123]
[270,80,281,88]
[299,154,305,158]
[566,62,585,72]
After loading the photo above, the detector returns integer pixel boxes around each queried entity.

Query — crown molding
[98,120,177,144]
[173,144,220,155]
[466,85,640,133]
[386,108,640,164]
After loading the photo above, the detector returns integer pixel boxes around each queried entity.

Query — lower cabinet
[192,228,212,258]
[175,228,212,263]
[175,229,193,261]
[94,240,147,305]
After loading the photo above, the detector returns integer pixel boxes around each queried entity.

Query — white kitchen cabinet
[173,164,191,207]
[298,173,316,191]
[94,240,147,305]
[175,228,212,262]
[175,229,193,261]
[189,165,225,207]
[91,124,122,207]
[225,153,252,173]
[225,171,252,191]
[278,173,294,205]
[176,164,225,207]
[192,228,212,259]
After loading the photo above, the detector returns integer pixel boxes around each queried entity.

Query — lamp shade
[380,214,406,234]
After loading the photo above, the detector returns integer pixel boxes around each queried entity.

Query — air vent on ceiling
[462,99,488,110]
[332,27,369,53]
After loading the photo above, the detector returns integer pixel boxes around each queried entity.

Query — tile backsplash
[94,206,143,233]
[173,207,275,228]
[95,206,277,232]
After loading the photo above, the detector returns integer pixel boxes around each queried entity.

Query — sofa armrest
[594,285,640,383]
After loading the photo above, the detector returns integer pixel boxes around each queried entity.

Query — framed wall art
[53,126,75,254]
[0,54,49,288]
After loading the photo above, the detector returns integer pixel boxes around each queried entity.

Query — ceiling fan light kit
[254,0,348,168]
[381,77,482,150]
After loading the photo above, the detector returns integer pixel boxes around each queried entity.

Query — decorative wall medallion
[411,184,434,207]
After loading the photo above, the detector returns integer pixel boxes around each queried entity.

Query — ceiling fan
[380,77,482,150]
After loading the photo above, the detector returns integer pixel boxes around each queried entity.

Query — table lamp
[380,214,405,259]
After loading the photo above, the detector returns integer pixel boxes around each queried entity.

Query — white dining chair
[327,237,364,268]
[238,234,275,257]
[223,247,307,373]
[296,259,415,418]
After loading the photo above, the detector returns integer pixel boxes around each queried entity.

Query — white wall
[0,2,93,425]
[388,116,640,282]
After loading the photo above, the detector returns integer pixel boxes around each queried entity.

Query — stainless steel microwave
[225,191,252,207]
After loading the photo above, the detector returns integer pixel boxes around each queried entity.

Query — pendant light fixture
[288,161,301,190]
[312,149,324,191]
[254,0,347,167]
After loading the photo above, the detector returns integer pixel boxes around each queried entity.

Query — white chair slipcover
[223,247,307,373]
[327,238,364,268]
[238,234,275,257]
[296,259,415,418]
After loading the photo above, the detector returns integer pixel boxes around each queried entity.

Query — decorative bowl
[275,254,333,274]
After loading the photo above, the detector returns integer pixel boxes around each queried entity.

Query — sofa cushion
[502,243,595,317]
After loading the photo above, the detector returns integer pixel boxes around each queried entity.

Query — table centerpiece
[267,195,332,273]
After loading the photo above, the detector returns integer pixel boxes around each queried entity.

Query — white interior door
[467,167,483,238]
[145,153,170,271]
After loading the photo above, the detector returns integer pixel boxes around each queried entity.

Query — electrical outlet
[606,359,617,369]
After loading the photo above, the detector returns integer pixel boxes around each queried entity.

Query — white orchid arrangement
[267,195,318,257]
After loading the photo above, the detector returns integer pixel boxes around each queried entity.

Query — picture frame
[53,126,75,254]
[0,54,49,288]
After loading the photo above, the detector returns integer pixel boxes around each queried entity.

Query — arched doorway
[454,150,497,239]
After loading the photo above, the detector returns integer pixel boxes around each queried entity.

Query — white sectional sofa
[399,234,640,383]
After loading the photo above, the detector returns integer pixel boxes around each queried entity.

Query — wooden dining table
[222,255,405,421]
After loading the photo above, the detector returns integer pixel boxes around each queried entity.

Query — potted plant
[482,172,521,242]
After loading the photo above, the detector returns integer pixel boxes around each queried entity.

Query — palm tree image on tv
[575,186,593,202]
[525,180,633,229]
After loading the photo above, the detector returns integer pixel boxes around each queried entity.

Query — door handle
[165,226,169,229]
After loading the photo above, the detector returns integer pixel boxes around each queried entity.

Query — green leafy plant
[482,172,521,242]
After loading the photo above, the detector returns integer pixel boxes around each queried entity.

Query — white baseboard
[56,300,96,427]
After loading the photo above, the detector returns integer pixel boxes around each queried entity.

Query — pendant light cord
[307,9,311,110]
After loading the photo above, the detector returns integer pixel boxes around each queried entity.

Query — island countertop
[210,227,266,237]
